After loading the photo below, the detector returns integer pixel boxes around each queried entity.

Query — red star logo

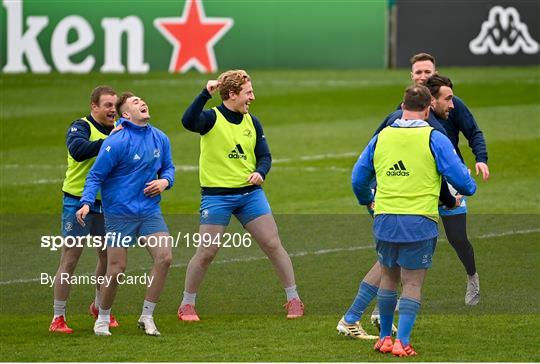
[154,0,233,73]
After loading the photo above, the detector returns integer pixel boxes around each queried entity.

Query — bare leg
[379,265,400,292]
[400,268,426,301]
[244,214,295,288]
[54,246,84,301]
[184,224,226,293]
[143,233,173,302]
[363,260,382,287]
[99,247,128,310]
[94,245,107,296]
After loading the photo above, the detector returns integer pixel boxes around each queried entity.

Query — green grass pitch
[1,67,539,361]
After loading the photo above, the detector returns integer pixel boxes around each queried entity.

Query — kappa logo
[153,149,160,158]
[70,127,77,132]
[386,160,410,177]
[469,6,539,55]
[228,144,247,160]
[133,153,141,160]
[105,146,111,152]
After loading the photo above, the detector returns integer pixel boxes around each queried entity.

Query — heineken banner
[1,0,387,73]
[395,0,540,67]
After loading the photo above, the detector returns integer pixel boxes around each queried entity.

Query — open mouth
[106,112,116,120]
[140,107,148,113]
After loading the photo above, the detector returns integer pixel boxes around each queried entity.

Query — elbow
[181,117,190,129]
[70,152,86,162]
[181,114,195,130]
[462,182,477,196]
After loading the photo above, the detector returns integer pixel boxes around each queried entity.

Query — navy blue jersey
[182,88,272,195]
[66,114,113,162]
[444,96,488,164]
[378,97,488,164]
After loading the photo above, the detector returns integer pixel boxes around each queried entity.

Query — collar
[217,103,244,124]
[86,114,113,134]
[117,117,150,130]
[391,118,429,128]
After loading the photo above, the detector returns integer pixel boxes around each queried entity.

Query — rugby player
[177,70,304,321]
[353,85,476,356]
[49,86,119,334]
[76,92,175,336]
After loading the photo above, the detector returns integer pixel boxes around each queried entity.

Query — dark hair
[402,85,432,111]
[410,52,436,67]
[426,74,453,98]
[90,85,116,106]
[217,69,251,100]
[115,91,135,115]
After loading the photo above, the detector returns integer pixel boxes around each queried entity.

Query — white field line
[3,151,358,184]
[2,151,358,169]
[273,151,358,164]
[9,166,350,185]
[1,228,539,286]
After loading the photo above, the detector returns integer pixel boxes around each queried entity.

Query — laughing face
[91,94,117,127]
[122,96,150,123]
[229,81,255,114]
[431,86,454,120]
[411,60,436,86]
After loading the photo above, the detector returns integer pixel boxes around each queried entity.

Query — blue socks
[377,288,397,338]
[397,297,421,345]
[344,281,378,324]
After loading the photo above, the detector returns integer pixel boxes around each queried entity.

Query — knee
[60,254,80,273]
[97,250,107,265]
[155,252,173,268]
[402,278,423,291]
[261,237,283,256]
[107,261,126,277]
[195,249,218,266]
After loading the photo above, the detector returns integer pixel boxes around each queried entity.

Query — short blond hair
[217,69,251,100]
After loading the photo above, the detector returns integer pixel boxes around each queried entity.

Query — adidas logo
[228,144,247,160]
[386,160,410,176]
[133,153,141,160]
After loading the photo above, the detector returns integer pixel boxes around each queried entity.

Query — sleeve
[430,131,477,196]
[439,177,457,208]
[351,135,378,205]
[66,120,105,162]
[181,88,217,135]
[158,134,175,189]
[251,116,272,178]
[79,138,119,206]
[451,97,488,163]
